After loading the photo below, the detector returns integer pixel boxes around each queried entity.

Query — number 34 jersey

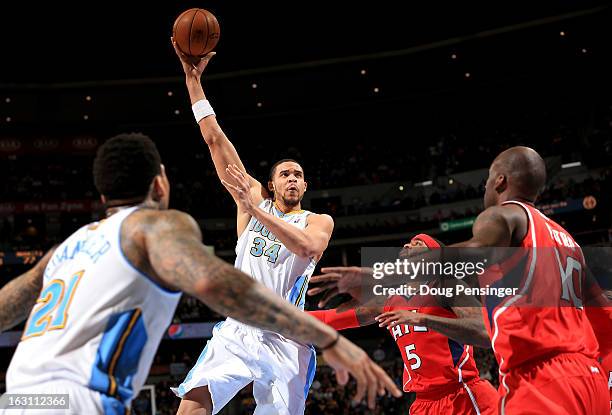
[6,207,181,407]
[234,199,316,311]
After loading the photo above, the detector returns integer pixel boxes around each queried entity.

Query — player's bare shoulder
[306,212,334,229]
[476,204,525,227]
[120,208,202,279]
[500,203,530,243]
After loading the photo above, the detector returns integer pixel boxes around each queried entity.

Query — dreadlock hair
[93,133,162,202]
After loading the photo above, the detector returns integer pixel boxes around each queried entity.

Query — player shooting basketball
[171,41,354,415]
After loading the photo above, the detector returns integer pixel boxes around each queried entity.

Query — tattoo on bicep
[150,219,328,345]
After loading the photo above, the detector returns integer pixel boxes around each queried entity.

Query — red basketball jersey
[602,352,612,409]
[482,201,600,375]
[384,295,481,395]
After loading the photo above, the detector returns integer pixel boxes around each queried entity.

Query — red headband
[411,233,441,249]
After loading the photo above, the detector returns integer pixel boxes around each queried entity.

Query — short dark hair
[93,133,162,201]
[268,158,302,181]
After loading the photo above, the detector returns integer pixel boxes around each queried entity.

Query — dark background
[0,1,609,82]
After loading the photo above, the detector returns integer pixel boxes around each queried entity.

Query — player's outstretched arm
[371,206,523,347]
[308,303,383,330]
[0,248,55,332]
[136,209,401,407]
[375,307,491,348]
[308,278,387,329]
[172,39,266,235]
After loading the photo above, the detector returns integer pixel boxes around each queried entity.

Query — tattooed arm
[131,209,337,345]
[123,209,401,407]
[0,248,55,332]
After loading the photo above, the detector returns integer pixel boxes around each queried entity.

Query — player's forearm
[420,315,491,348]
[147,215,338,347]
[0,267,43,332]
[250,209,319,258]
[200,265,338,347]
[310,305,381,329]
[183,77,252,193]
[185,76,206,104]
[184,77,225,145]
[0,249,54,332]
[308,309,360,330]
[355,305,384,326]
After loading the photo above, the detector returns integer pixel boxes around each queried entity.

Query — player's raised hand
[221,164,256,214]
[322,335,402,409]
[171,37,216,80]
[308,266,372,308]
[375,310,425,328]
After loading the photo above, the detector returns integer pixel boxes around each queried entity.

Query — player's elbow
[298,248,315,258]
[297,243,322,259]
[298,235,327,258]
[201,125,224,147]
[192,277,220,302]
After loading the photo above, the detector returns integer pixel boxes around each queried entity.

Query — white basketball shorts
[172,319,317,415]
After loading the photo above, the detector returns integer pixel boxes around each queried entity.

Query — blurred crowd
[1,94,611,220]
[1,159,610,252]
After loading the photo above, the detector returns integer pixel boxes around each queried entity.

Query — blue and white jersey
[6,207,181,410]
[234,199,316,311]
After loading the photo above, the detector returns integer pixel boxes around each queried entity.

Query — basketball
[173,8,220,57]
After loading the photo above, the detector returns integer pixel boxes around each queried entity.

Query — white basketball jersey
[234,199,316,311]
[6,207,181,410]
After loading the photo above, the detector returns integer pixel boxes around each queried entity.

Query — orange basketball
[173,8,220,57]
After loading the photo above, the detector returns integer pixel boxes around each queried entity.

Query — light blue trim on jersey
[89,309,148,405]
[303,347,317,399]
[272,203,284,217]
[117,209,181,295]
[100,394,126,415]
[212,320,225,335]
[288,275,308,309]
[112,312,148,403]
[90,311,134,394]
[177,340,212,397]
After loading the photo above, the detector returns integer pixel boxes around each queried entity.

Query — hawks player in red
[468,147,611,414]
[602,352,612,412]
[312,147,611,414]
[309,234,499,414]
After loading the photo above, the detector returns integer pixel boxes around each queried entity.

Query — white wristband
[192,99,216,123]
